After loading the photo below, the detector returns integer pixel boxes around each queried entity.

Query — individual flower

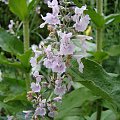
[59,32,75,55]
[40,13,60,28]
[31,82,41,93]
[30,57,37,67]
[72,5,87,22]
[23,110,32,119]
[52,56,66,73]
[48,0,59,15]
[7,115,13,120]
[35,107,46,117]
[73,15,90,32]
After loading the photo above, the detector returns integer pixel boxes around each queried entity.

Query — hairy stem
[96,0,103,52]
[96,0,103,120]
[23,19,30,52]
[23,19,30,90]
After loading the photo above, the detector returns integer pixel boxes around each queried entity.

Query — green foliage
[68,58,120,112]
[9,0,28,20]
[0,28,24,55]
[55,87,98,119]
[87,110,116,120]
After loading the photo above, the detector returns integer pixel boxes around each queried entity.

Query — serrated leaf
[9,0,28,20]
[67,58,120,112]
[0,28,24,55]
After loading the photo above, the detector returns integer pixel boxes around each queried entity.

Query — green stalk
[23,19,30,90]
[96,1,103,120]
[23,19,30,52]
[96,0,103,52]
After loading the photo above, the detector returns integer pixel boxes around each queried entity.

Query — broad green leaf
[0,28,24,55]
[9,0,28,20]
[105,14,120,25]
[72,0,105,27]
[107,45,120,56]
[87,110,116,120]
[55,87,98,119]
[67,58,120,112]
[62,116,85,120]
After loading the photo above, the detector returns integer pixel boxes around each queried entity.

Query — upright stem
[96,1,103,120]
[23,19,30,52]
[96,0,103,52]
[96,100,102,120]
[23,19,30,90]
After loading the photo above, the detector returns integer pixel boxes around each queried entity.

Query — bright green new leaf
[0,28,24,55]
[9,0,28,20]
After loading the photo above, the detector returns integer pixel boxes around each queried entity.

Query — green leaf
[90,51,109,62]
[107,45,120,56]
[9,0,28,20]
[0,54,23,69]
[17,49,32,69]
[85,8,105,28]
[67,58,120,111]
[105,14,120,25]
[87,110,116,120]
[3,92,26,103]
[55,87,97,119]
[0,28,24,55]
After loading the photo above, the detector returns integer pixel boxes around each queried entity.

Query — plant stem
[96,0,103,52]
[96,1,103,120]
[96,100,102,120]
[23,19,30,52]
[23,19,30,90]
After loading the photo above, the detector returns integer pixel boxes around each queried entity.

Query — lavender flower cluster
[27,0,93,119]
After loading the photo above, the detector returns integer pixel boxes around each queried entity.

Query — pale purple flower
[31,82,41,93]
[72,5,87,22]
[35,107,46,116]
[59,32,75,55]
[59,32,72,42]
[30,57,37,67]
[54,85,67,96]
[7,115,13,120]
[60,42,75,55]
[53,96,62,102]
[43,57,54,69]
[74,55,84,73]
[40,13,60,28]
[73,15,90,32]
[23,110,32,119]
[52,56,66,73]
[48,111,55,118]
[48,0,59,15]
